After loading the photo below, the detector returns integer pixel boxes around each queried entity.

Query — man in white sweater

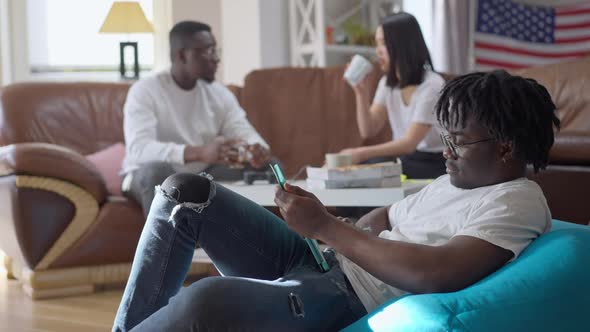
[122,21,270,216]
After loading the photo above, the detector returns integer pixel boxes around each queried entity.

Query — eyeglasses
[203,47,221,57]
[440,133,495,157]
[187,46,221,58]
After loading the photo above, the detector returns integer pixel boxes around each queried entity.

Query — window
[27,0,154,78]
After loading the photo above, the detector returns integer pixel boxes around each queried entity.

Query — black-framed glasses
[440,133,495,157]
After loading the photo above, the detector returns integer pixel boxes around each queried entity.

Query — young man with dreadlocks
[113,70,560,332]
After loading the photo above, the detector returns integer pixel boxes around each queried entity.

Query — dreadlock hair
[435,70,560,173]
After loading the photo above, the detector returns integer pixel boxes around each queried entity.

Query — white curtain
[431,0,474,75]
[0,0,29,84]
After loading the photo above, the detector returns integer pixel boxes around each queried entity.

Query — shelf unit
[289,0,400,67]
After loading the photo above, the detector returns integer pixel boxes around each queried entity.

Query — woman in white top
[341,12,446,179]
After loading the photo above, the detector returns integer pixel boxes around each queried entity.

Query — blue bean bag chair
[342,220,590,332]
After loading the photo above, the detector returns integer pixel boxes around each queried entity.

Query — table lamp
[99,1,154,80]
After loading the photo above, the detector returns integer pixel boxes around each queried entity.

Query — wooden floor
[0,250,217,331]
[0,276,121,332]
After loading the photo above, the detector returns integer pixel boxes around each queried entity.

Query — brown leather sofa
[1,57,589,299]
[513,57,590,225]
[0,83,209,298]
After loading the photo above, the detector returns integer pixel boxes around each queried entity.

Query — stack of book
[306,161,402,189]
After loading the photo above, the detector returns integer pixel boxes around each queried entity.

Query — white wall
[221,0,261,85]
[152,0,173,72]
[259,0,290,70]
[171,0,222,43]
[221,0,290,85]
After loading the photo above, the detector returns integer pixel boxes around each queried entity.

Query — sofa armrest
[549,131,590,165]
[0,143,107,203]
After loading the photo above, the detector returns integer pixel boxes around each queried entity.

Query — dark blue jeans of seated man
[112,173,367,332]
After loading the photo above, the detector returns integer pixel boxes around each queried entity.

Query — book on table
[306,162,401,180]
[305,161,402,189]
[306,176,401,189]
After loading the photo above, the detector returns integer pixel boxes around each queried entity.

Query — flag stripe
[555,7,590,16]
[475,58,528,69]
[475,49,579,67]
[476,34,590,52]
[555,20,590,29]
[475,41,590,58]
[555,35,590,43]
[555,12,590,24]
[555,29,590,39]
[556,2,590,10]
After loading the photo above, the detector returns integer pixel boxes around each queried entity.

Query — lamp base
[119,42,139,80]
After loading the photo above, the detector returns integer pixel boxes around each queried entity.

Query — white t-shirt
[337,175,551,312]
[122,70,268,174]
[373,71,445,152]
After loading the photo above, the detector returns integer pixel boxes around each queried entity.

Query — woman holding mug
[341,12,446,179]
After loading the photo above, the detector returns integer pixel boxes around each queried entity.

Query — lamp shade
[99,1,154,33]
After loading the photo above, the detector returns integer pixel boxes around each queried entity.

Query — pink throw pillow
[85,143,126,196]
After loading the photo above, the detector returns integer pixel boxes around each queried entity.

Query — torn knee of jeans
[158,176,217,218]
[198,172,214,181]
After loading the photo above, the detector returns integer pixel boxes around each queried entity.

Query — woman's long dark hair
[381,12,433,88]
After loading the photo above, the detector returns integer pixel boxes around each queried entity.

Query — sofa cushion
[515,56,590,134]
[85,143,125,196]
[342,220,590,332]
[0,82,130,154]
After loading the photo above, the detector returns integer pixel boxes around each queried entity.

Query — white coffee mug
[325,153,353,168]
[343,55,373,87]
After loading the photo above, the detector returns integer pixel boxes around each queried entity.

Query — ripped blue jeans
[112,173,367,332]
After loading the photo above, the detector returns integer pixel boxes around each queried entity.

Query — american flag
[474,0,590,70]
